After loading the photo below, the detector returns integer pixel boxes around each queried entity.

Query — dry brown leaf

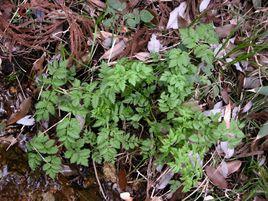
[218,160,242,178]
[102,39,126,60]
[215,24,235,38]
[205,166,228,189]
[7,97,32,125]
[33,52,46,76]
[134,52,150,61]
[225,160,242,175]
[103,162,117,183]
[118,168,127,191]
[89,0,106,9]
[0,135,17,145]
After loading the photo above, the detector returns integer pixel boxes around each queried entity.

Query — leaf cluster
[29,24,244,191]
[103,0,154,29]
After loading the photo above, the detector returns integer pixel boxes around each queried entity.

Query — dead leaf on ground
[156,171,174,190]
[98,31,119,49]
[205,165,228,189]
[148,34,162,53]
[199,0,211,12]
[118,168,127,191]
[102,39,127,60]
[33,53,46,76]
[134,52,150,61]
[224,103,231,129]
[0,135,17,145]
[120,192,133,201]
[218,160,242,178]
[204,195,214,201]
[243,77,261,89]
[242,101,253,113]
[7,97,32,125]
[221,88,229,104]
[217,141,234,158]
[103,162,117,183]
[16,115,35,126]
[215,24,235,38]
[166,2,188,29]
[89,0,106,9]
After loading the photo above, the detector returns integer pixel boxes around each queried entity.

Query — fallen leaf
[213,44,226,58]
[33,52,46,76]
[203,108,222,116]
[0,135,17,145]
[225,160,242,175]
[16,115,35,126]
[218,160,242,178]
[221,88,229,104]
[166,2,187,29]
[103,162,117,183]
[242,101,253,113]
[204,195,214,200]
[134,52,150,61]
[204,101,224,117]
[120,192,133,201]
[243,77,261,89]
[102,37,114,49]
[215,24,235,38]
[199,0,211,12]
[232,106,239,120]
[147,34,162,53]
[224,103,231,129]
[220,141,234,158]
[102,39,126,60]
[214,101,223,109]
[90,0,106,9]
[60,164,77,177]
[205,166,228,189]
[118,168,127,191]
[218,160,228,178]
[259,55,268,65]
[7,97,32,125]
[156,171,174,190]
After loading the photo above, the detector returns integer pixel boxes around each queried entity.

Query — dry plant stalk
[0,0,93,59]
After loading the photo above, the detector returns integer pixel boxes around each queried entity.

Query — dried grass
[0,0,93,59]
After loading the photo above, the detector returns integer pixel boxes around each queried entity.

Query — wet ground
[0,143,102,201]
